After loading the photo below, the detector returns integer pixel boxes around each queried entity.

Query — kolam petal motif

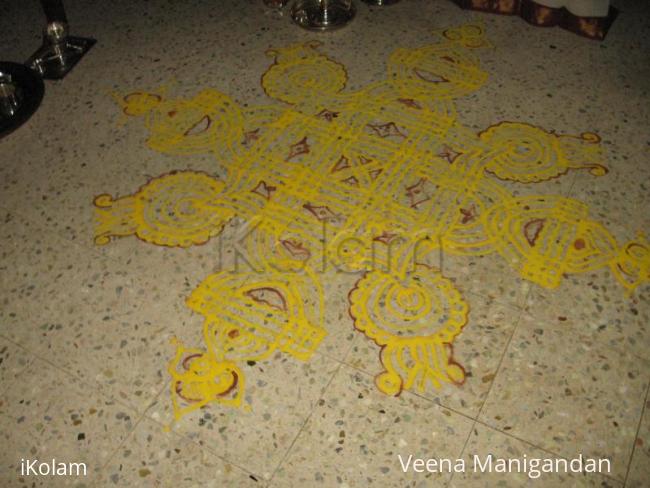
[349,265,469,396]
[167,342,245,421]
[612,233,650,295]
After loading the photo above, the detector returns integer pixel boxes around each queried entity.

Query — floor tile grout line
[468,416,626,485]
[463,270,644,485]
[126,376,269,481]
[468,284,639,486]
[3,336,160,420]
[473,417,567,457]
[485,420,625,484]
[446,253,536,479]
[93,381,267,484]
[332,355,479,425]
[623,378,650,487]
[127,344,345,485]
[267,360,345,486]
[563,171,579,199]
[463,287,526,314]
[4,252,642,485]
[94,397,153,481]
[0,335,38,397]
[0,143,640,485]
[334,347,630,485]
[0,325,167,418]
[0,352,147,484]
[332,286,529,424]
[142,408,267,483]
[474,306,525,422]
[446,418,476,487]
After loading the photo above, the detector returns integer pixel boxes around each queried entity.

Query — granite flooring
[1,0,648,486]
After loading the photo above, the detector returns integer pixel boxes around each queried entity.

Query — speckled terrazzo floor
[1,0,649,487]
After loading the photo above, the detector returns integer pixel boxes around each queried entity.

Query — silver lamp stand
[26,0,96,80]
[291,0,356,31]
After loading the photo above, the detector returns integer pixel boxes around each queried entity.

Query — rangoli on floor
[94,24,650,423]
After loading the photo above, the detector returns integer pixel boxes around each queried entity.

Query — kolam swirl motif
[94,171,234,248]
[479,122,607,182]
[479,122,560,182]
[133,171,234,247]
[481,195,622,289]
[262,43,347,105]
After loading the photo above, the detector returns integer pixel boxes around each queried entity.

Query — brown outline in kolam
[405,178,432,209]
[280,239,311,260]
[347,274,405,397]
[243,128,261,145]
[317,109,340,122]
[302,203,340,223]
[173,353,240,403]
[523,218,546,247]
[477,120,607,183]
[174,371,240,403]
[183,115,212,137]
[437,145,462,164]
[285,136,311,161]
[251,180,277,200]
[445,343,467,387]
[413,68,450,84]
[122,92,162,116]
[244,286,288,312]
[332,155,351,173]
[396,98,423,110]
[366,122,408,140]
[92,169,232,249]
[346,264,470,397]
[459,205,477,224]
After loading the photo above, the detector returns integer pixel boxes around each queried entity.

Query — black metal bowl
[0,62,44,139]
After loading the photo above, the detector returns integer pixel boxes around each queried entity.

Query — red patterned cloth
[449,0,617,40]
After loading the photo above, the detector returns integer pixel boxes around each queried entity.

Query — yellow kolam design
[387,25,490,100]
[442,24,493,49]
[349,264,468,395]
[115,89,244,160]
[482,195,621,289]
[611,233,650,295]
[479,122,608,182]
[94,171,234,247]
[167,267,326,421]
[262,41,348,106]
[168,340,245,421]
[188,268,326,363]
[94,24,649,424]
